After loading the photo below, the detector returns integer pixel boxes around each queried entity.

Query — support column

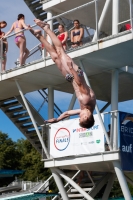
[0,39,3,73]
[66,93,76,120]
[68,93,76,111]
[55,168,94,200]
[113,161,132,200]
[111,70,118,150]
[111,71,131,199]
[42,30,46,58]
[112,0,119,35]
[102,174,115,200]
[47,10,53,45]
[48,87,69,199]
[51,168,69,200]
[48,86,54,118]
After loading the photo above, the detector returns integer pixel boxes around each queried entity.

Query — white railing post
[112,0,119,34]
[48,86,54,118]
[129,0,133,36]
[0,39,3,73]
[93,0,111,41]
[111,70,119,150]
[95,0,99,42]
[47,10,53,45]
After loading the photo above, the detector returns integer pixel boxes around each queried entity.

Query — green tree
[0,131,21,169]
[0,131,22,186]
[17,139,50,182]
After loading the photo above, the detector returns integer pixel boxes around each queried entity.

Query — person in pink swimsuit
[4,14,29,66]
[57,24,68,51]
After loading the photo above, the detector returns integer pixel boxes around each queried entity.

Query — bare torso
[13,20,24,36]
[55,50,96,112]
[72,78,96,111]
[71,27,83,43]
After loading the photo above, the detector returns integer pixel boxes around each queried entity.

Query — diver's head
[79,109,94,128]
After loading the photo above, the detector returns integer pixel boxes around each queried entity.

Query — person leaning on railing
[57,24,68,51]
[4,14,30,67]
[71,19,84,48]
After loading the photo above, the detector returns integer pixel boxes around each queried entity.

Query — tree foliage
[0,132,51,186]
[0,131,21,169]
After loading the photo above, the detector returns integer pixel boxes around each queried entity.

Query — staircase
[23,0,74,33]
[0,89,62,157]
[24,0,59,29]
[68,172,111,200]
[0,95,45,155]
[51,171,112,200]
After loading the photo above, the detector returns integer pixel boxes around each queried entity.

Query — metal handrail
[34,175,53,193]
[3,0,97,40]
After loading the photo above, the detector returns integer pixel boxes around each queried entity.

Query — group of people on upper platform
[57,19,84,51]
[0,15,84,72]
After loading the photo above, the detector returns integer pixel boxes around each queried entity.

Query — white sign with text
[50,114,104,158]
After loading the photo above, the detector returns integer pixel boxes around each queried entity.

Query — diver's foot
[29,27,42,38]
[34,19,50,30]
[34,29,42,38]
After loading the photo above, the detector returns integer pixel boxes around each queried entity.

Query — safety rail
[0,0,132,73]
[40,0,52,3]
[41,110,119,163]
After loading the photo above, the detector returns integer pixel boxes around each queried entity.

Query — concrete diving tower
[0,0,133,199]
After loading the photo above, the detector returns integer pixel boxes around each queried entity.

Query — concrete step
[79,183,93,187]
[68,194,84,198]
[71,188,92,193]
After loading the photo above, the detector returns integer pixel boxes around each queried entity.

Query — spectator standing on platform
[4,14,29,66]
[0,21,7,38]
[57,24,68,51]
[0,21,7,72]
[1,34,8,72]
[71,19,84,48]
[29,19,96,128]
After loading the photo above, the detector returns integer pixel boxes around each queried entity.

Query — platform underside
[0,31,133,102]
[44,151,120,172]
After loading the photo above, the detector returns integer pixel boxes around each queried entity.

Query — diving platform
[44,151,120,172]
[0,30,133,102]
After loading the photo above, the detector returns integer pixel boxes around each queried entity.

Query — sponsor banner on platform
[50,114,104,158]
[119,111,133,171]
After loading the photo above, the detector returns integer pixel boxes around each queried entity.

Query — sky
[0,0,133,142]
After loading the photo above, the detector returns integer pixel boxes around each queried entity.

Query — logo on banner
[54,128,70,151]
[73,125,99,133]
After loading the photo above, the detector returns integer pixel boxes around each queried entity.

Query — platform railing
[0,0,132,73]
[42,110,119,162]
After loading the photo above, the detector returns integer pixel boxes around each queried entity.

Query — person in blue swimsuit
[71,19,84,48]
[29,19,96,129]
[4,14,29,66]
